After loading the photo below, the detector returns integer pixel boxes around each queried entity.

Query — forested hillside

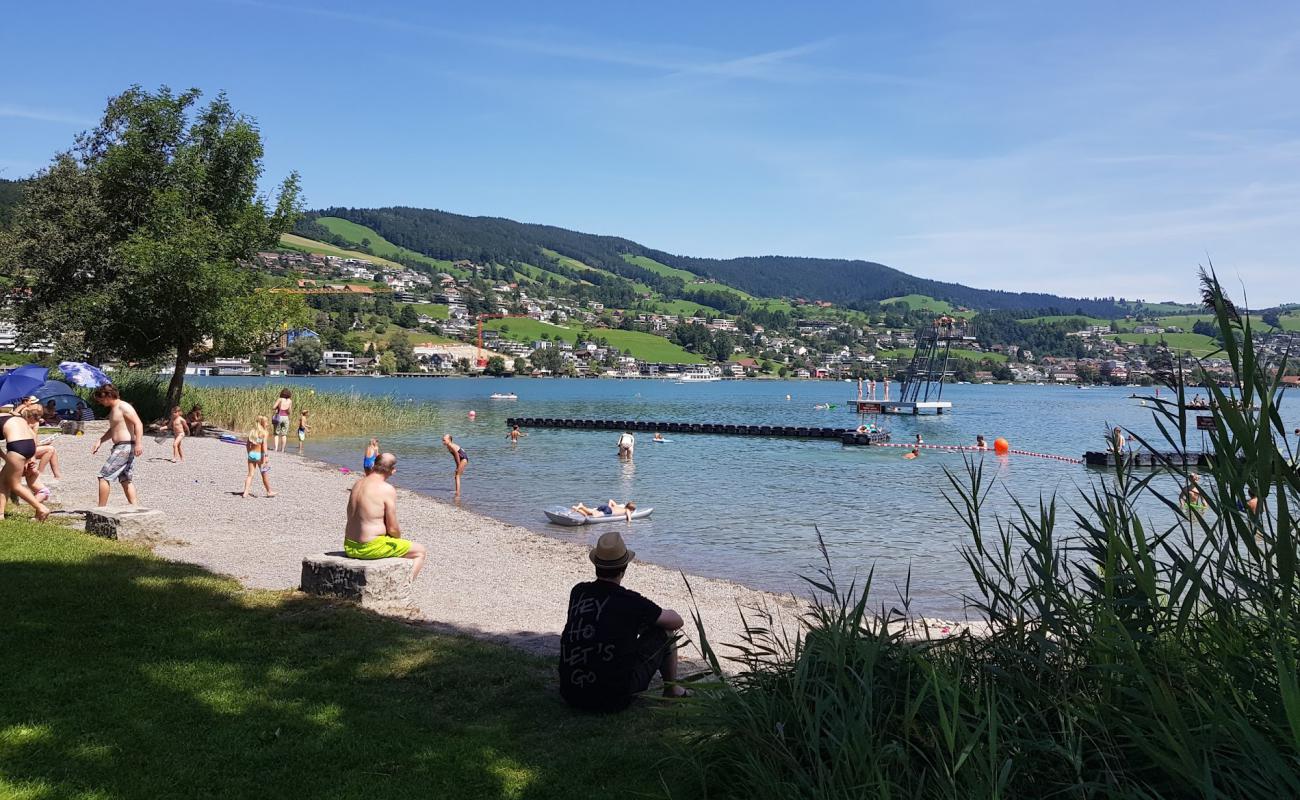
[299,206,1131,316]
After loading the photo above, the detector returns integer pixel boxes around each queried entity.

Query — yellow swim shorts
[344,536,412,559]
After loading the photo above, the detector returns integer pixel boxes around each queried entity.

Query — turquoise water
[196,377,1298,615]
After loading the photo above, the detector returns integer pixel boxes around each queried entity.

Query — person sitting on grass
[571,500,638,522]
[185,404,205,437]
[559,530,687,712]
[343,452,426,580]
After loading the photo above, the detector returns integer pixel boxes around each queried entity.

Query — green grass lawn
[314,217,465,276]
[880,295,975,318]
[278,233,406,270]
[486,318,705,364]
[1021,314,1113,326]
[0,519,695,799]
[512,262,578,286]
[647,299,720,317]
[540,250,651,294]
[407,302,450,320]
[1110,331,1221,356]
[621,254,700,283]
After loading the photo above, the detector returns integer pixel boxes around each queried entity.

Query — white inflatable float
[544,505,654,526]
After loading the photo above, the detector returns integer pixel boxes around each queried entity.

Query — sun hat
[589,530,635,569]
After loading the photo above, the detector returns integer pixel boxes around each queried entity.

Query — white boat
[489,393,517,400]
[675,369,721,383]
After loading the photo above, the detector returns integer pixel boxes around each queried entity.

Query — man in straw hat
[558,530,687,711]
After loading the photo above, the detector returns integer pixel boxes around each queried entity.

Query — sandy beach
[38,424,815,663]
[35,423,975,666]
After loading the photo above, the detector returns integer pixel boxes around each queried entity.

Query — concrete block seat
[300,552,413,609]
[84,507,166,544]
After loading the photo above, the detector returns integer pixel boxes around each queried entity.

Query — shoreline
[38,424,980,664]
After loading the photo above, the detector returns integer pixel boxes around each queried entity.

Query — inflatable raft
[544,505,654,526]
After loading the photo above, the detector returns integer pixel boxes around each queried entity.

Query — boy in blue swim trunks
[343,453,426,579]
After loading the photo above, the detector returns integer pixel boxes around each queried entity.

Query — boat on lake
[676,368,721,383]
[489,392,518,400]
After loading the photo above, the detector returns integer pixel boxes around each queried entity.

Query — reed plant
[684,269,1300,799]
[96,371,438,436]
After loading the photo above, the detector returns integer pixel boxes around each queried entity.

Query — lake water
[194,376,1297,616]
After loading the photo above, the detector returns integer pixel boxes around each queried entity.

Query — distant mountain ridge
[299,206,1132,316]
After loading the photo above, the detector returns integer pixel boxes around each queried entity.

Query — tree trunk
[164,345,190,411]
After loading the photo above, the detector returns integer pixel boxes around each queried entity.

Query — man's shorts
[272,417,289,436]
[344,536,412,559]
[98,442,135,483]
[628,627,675,694]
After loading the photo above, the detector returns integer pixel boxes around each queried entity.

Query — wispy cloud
[0,104,92,126]
[224,0,909,86]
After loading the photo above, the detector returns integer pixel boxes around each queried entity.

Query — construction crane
[476,313,529,367]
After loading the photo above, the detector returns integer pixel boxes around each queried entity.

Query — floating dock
[1082,451,1211,468]
[505,417,891,444]
[849,399,953,415]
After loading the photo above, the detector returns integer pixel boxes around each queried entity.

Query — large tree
[3,86,306,407]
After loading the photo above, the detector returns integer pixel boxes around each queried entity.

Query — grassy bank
[0,520,694,799]
[105,371,438,436]
[687,272,1300,798]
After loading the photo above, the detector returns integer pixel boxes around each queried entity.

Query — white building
[323,350,355,371]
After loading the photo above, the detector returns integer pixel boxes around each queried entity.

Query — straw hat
[589,531,635,569]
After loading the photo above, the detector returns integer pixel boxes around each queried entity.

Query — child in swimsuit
[363,438,380,474]
[297,411,310,454]
[242,416,276,498]
[168,405,189,462]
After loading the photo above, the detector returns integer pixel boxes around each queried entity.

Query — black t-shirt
[558,580,662,712]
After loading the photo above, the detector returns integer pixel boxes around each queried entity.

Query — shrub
[686,269,1300,799]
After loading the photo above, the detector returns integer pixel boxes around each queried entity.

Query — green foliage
[3,85,301,406]
[687,271,1300,798]
[0,520,692,798]
[286,337,323,373]
[377,350,397,374]
[484,355,507,376]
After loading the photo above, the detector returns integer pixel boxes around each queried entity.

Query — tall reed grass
[98,371,438,436]
[685,269,1300,799]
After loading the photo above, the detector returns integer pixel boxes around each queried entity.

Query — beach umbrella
[35,379,75,400]
[0,364,50,406]
[58,361,111,389]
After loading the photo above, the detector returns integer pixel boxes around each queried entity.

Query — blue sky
[3,1,1298,303]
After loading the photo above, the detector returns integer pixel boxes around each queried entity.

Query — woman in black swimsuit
[441,433,468,496]
[1,401,50,520]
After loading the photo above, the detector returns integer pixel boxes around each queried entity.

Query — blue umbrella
[0,364,50,406]
[58,361,112,389]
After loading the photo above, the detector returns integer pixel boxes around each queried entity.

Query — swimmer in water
[903,447,920,460]
[975,434,987,450]
[507,424,526,443]
[653,432,665,442]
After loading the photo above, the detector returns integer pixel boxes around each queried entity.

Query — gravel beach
[41,424,811,663]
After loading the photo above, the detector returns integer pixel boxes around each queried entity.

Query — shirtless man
[343,452,426,579]
[90,384,144,507]
[507,425,525,444]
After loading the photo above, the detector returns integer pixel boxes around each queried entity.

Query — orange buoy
[994,437,1010,455]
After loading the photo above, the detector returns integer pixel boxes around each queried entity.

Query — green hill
[313,216,465,275]
[296,206,1144,316]
[277,233,406,270]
